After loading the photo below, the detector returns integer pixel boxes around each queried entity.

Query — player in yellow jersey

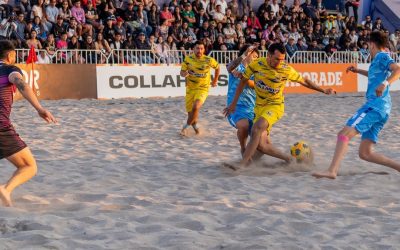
[224,43,336,169]
[180,41,220,136]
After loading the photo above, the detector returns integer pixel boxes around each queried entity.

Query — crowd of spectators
[0,0,399,63]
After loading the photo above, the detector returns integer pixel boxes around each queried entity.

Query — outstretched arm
[9,72,57,123]
[298,77,336,95]
[347,65,368,77]
[211,66,220,87]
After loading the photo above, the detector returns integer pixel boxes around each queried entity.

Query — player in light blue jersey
[313,31,400,179]
[224,45,259,155]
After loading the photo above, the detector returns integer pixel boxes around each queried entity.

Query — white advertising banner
[96,65,229,99]
[357,63,400,92]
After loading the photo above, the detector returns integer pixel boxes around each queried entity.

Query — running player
[0,40,57,206]
[180,40,220,136]
[313,31,400,179]
[225,45,259,155]
[224,43,336,170]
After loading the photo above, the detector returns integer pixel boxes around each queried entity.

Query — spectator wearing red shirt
[160,3,175,26]
[247,11,262,31]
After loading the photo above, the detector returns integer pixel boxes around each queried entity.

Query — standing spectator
[285,37,298,57]
[345,0,359,22]
[160,3,175,26]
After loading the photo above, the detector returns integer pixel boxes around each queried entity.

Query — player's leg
[191,91,208,134]
[181,91,195,136]
[241,117,268,165]
[235,118,250,155]
[257,132,292,162]
[358,139,400,171]
[0,147,37,207]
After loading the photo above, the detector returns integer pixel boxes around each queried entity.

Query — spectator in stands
[247,10,261,31]
[68,35,85,63]
[324,15,336,31]
[31,0,44,20]
[0,0,13,18]
[359,41,369,61]
[313,22,323,45]
[110,32,124,62]
[177,34,191,50]
[225,8,235,24]
[223,19,236,49]
[346,15,357,31]
[155,36,170,63]
[206,0,217,17]
[389,29,400,52]
[81,34,96,50]
[123,34,136,49]
[114,17,126,40]
[44,33,56,59]
[288,25,301,43]
[14,12,27,41]
[195,7,209,28]
[66,16,79,39]
[52,15,66,39]
[321,27,330,47]
[103,16,116,43]
[197,20,210,40]
[85,0,103,31]
[372,17,384,31]
[212,4,226,23]
[257,0,269,18]
[191,0,203,15]
[234,22,243,38]
[361,15,373,30]
[349,29,358,46]
[166,35,177,50]
[308,39,319,51]
[269,0,279,17]
[148,3,159,33]
[304,26,315,47]
[135,3,152,38]
[0,13,16,40]
[32,16,48,42]
[324,37,338,56]
[26,29,42,48]
[345,0,359,22]
[59,1,72,23]
[182,2,196,27]
[46,0,59,25]
[278,12,290,32]
[216,0,228,15]
[336,13,346,34]
[173,6,183,24]
[285,37,297,57]
[95,32,111,62]
[169,0,179,12]
[56,32,68,61]
[97,0,116,21]
[301,0,318,21]
[258,38,267,50]
[178,21,196,41]
[329,27,340,43]
[290,0,303,14]
[228,0,239,19]
[160,3,174,26]
[339,28,350,48]
[296,38,307,51]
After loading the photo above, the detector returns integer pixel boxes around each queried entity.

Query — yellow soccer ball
[290,141,311,161]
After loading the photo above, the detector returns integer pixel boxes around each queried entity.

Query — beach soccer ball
[290,141,311,161]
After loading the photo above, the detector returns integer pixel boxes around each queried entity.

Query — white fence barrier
[16,49,400,65]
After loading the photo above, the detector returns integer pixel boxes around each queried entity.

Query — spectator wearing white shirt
[223,20,235,49]
[212,4,226,23]
[215,0,228,15]
[269,0,279,17]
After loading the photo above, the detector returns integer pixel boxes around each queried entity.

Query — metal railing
[16,49,400,65]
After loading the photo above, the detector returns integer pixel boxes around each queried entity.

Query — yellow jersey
[243,58,304,107]
[181,54,219,91]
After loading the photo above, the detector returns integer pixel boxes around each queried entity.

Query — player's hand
[324,88,336,95]
[211,80,218,87]
[375,83,387,97]
[245,45,256,56]
[37,108,57,124]
[346,66,357,73]
[232,70,243,79]
[181,71,189,77]
[223,104,236,117]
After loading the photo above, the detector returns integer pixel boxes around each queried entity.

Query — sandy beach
[1,92,400,249]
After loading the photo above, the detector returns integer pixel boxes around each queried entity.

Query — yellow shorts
[185,89,208,112]
[254,104,284,133]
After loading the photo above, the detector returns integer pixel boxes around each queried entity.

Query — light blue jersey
[365,52,395,115]
[226,64,256,110]
[226,64,256,128]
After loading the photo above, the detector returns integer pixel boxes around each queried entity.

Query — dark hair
[194,40,205,47]
[238,44,260,57]
[369,31,388,48]
[268,42,286,54]
[0,40,15,59]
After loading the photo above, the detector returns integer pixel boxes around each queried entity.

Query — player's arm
[226,46,256,73]
[180,59,189,77]
[223,76,249,116]
[211,65,220,87]
[375,63,400,97]
[8,72,57,123]
[346,65,368,77]
[297,77,336,95]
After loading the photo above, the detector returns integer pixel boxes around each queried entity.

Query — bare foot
[312,171,337,179]
[180,128,189,137]
[0,185,12,207]
[193,126,201,135]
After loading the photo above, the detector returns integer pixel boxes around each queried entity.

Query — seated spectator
[173,6,183,25]
[223,20,236,49]
[206,0,217,17]
[156,19,171,40]
[195,7,209,28]
[37,50,51,64]
[52,15,67,39]
[235,35,246,50]
[14,12,27,41]
[68,35,85,63]
[285,37,298,57]
[359,42,369,61]
[148,3,160,32]
[361,15,373,30]
[349,29,358,47]
[301,0,317,21]
[324,15,336,31]
[346,16,357,31]
[95,32,111,62]
[389,29,400,52]
[123,34,136,49]
[43,33,56,59]
[269,0,279,17]
[213,34,225,50]
[182,3,196,27]
[257,0,270,18]
[81,34,97,63]
[155,36,170,63]
[103,16,116,43]
[85,0,103,31]
[321,28,330,47]
[110,32,124,63]
[247,10,262,31]
[290,0,303,15]
[258,38,268,50]
[134,3,152,38]
[288,26,301,43]
[213,4,226,23]
[56,32,68,61]
[191,0,203,15]
[372,17,384,31]
[307,39,320,51]
[197,20,211,40]
[177,21,196,41]
[46,0,59,25]
[324,37,338,56]
[296,38,307,51]
[228,0,240,19]
[114,17,126,40]
[160,3,175,26]
[177,34,191,50]
[66,17,79,39]
[31,0,45,20]
[59,1,72,23]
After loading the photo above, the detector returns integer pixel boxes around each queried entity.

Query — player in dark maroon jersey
[0,40,57,207]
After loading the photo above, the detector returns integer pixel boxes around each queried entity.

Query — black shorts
[0,125,27,159]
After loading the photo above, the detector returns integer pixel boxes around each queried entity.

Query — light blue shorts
[227,107,254,131]
[346,105,389,143]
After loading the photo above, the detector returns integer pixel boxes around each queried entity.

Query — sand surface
[1,92,400,249]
